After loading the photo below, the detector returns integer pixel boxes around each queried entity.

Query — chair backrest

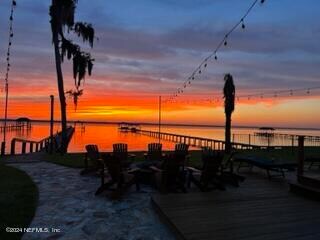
[113,143,129,167]
[85,144,100,161]
[161,154,182,186]
[174,143,189,164]
[147,143,162,161]
[201,148,224,181]
[113,143,128,153]
[103,155,122,183]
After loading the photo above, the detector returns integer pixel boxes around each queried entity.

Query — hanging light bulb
[307,89,310,94]
[241,19,246,29]
[224,35,228,46]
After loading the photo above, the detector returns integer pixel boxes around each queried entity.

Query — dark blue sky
[1,0,319,93]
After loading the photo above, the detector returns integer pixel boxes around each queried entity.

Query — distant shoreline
[1,118,320,131]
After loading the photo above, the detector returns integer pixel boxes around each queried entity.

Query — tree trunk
[225,113,232,153]
[51,0,67,154]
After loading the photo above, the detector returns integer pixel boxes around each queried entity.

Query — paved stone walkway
[10,162,174,240]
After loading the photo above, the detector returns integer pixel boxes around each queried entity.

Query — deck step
[290,181,320,200]
[298,175,320,188]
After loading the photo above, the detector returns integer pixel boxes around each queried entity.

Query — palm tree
[50,0,95,153]
[223,73,235,153]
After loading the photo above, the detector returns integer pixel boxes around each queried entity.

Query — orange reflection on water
[69,124,177,152]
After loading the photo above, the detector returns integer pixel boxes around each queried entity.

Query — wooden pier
[0,122,31,133]
[136,129,257,150]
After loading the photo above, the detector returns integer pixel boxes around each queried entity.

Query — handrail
[9,126,74,155]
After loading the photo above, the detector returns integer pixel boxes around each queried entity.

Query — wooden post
[291,136,294,155]
[30,142,33,153]
[297,136,304,176]
[1,142,5,156]
[10,139,16,155]
[50,95,54,154]
[22,142,26,154]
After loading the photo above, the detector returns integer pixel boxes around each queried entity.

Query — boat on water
[118,122,141,132]
[254,127,275,137]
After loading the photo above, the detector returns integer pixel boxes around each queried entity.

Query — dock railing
[136,129,257,150]
[8,126,74,155]
[10,136,51,155]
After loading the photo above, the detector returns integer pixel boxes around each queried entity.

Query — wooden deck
[151,173,320,240]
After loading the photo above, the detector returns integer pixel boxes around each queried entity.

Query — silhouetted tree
[50,0,95,153]
[223,73,235,153]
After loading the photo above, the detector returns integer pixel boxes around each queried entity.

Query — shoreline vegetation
[1,119,320,131]
[0,163,38,240]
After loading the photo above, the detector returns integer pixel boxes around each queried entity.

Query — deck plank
[152,174,320,240]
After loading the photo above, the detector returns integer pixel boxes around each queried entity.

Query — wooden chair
[234,155,295,180]
[144,143,163,162]
[150,154,187,193]
[113,143,135,168]
[95,154,140,197]
[80,144,104,175]
[187,148,225,191]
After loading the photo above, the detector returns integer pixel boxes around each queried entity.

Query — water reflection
[1,121,320,154]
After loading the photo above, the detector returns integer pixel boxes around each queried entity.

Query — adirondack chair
[80,144,104,175]
[113,143,135,168]
[187,148,225,191]
[150,154,187,193]
[144,143,163,162]
[173,143,189,167]
[95,154,140,197]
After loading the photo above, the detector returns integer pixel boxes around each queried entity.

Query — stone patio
[9,161,174,240]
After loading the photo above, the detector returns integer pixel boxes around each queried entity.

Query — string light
[2,0,17,144]
[170,86,320,105]
[164,0,266,103]
[241,19,246,29]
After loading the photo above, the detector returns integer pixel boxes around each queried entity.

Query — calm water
[1,121,320,154]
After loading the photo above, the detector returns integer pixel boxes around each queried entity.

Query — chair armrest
[149,166,162,172]
[186,166,201,173]
[128,168,140,174]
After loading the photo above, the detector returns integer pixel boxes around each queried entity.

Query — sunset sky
[0,0,319,128]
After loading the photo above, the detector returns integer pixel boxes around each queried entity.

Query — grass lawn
[0,163,38,240]
[44,146,320,169]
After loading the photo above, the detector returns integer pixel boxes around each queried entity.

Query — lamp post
[158,96,161,144]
